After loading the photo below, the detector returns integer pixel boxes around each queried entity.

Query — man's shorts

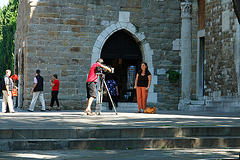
[86,82,97,99]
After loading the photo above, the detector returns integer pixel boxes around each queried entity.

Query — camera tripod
[95,73,118,115]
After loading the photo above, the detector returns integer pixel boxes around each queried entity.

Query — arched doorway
[101,29,142,102]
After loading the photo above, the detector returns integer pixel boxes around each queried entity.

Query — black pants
[50,91,59,107]
[108,95,118,110]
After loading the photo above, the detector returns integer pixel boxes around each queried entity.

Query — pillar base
[178,99,191,111]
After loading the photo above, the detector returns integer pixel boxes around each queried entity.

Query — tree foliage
[0,0,18,79]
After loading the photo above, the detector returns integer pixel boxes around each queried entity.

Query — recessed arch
[91,22,146,65]
[101,29,142,102]
[101,29,142,60]
[91,22,157,103]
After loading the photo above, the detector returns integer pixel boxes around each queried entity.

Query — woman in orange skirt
[134,62,152,113]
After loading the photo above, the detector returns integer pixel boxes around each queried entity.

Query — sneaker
[27,109,33,112]
[41,110,46,112]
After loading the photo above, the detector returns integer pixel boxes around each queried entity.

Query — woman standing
[134,62,152,113]
[49,74,60,111]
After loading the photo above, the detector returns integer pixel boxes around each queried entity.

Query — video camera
[96,65,114,74]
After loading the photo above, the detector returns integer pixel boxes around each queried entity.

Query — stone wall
[14,0,32,108]
[15,0,182,110]
[204,0,238,97]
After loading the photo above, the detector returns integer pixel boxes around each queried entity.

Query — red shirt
[52,79,59,91]
[86,62,102,83]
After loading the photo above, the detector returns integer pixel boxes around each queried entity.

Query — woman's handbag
[12,88,18,97]
[144,107,156,114]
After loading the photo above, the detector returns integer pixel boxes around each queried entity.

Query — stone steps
[185,105,240,112]
[1,127,240,150]
[1,127,240,139]
[1,137,240,150]
[181,98,240,112]
[205,96,240,112]
[100,102,138,112]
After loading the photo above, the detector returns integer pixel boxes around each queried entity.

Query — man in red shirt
[85,58,111,115]
[49,74,60,111]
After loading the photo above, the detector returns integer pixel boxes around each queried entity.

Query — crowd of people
[1,69,60,113]
[1,58,152,115]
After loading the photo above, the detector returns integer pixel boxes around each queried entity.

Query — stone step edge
[2,136,240,140]
[1,126,239,130]
[1,137,240,151]
[1,127,240,139]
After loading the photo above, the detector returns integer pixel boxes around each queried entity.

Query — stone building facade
[14,0,240,112]
[15,0,182,110]
[179,0,240,112]
[204,0,238,97]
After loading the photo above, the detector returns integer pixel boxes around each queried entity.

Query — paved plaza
[0,109,240,129]
[0,103,240,159]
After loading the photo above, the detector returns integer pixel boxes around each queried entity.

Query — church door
[101,29,142,102]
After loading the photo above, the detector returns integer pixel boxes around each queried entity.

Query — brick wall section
[15,0,181,110]
[204,0,238,97]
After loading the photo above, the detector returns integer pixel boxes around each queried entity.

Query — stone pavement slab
[0,148,239,160]
[0,109,239,129]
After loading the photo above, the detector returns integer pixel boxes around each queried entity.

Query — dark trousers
[50,91,59,107]
[108,95,118,110]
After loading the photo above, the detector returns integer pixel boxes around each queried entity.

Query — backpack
[1,76,12,91]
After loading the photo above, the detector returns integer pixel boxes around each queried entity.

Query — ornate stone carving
[181,2,192,18]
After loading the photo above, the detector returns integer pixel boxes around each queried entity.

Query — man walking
[28,69,46,112]
[1,70,15,113]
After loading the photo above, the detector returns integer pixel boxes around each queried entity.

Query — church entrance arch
[91,22,157,103]
[101,29,142,102]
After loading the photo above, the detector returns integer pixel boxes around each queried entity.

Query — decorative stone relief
[181,2,192,18]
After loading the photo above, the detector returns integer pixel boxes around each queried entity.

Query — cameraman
[85,58,111,115]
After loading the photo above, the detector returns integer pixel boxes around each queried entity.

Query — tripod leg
[103,79,118,115]
[96,78,103,115]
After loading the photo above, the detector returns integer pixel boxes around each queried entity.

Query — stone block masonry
[204,0,238,97]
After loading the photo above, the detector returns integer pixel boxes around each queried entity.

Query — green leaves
[167,70,180,83]
[0,0,18,78]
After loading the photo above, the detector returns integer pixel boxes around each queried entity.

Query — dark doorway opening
[198,37,205,98]
[101,30,142,102]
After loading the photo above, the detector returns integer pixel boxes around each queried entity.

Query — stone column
[179,2,192,108]
[235,20,240,95]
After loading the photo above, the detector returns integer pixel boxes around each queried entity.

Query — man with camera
[85,58,111,115]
